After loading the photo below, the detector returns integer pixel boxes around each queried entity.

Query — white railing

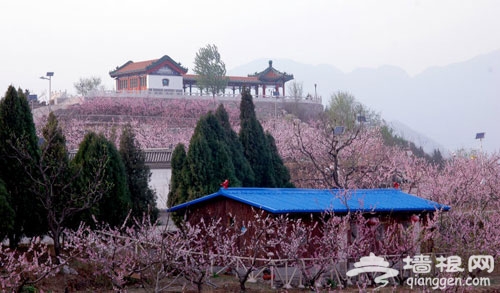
[87,90,323,104]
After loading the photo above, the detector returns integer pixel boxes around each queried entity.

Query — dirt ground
[23,270,500,292]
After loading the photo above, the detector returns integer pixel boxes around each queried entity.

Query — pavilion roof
[248,60,294,83]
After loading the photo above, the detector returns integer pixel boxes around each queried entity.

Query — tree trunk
[53,231,61,256]
[239,273,249,292]
[50,225,63,257]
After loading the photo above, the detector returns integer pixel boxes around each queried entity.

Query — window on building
[118,79,128,90]
[130,78,138,88]
[140,76,147,87]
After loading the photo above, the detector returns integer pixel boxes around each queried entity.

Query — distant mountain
[387,120,448,155]
[229,50,500,153]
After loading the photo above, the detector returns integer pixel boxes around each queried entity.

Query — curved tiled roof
[248,60,294,83]
[69,148,172,169]
[143,148,172,169]
[110,55,188,78]
[109,56,294,86]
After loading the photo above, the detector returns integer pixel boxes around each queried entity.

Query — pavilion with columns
[109,56,294,97]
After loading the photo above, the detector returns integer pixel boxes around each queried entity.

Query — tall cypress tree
[0,179,14,242]
[72,132,131,227]
[239,88,275,187]
[239,88,293,188]
[265,132,294,187]
[119,124,158,222]
[214,104,255,186]
[0,86,45,247]
[167,143,189,208]
[187,113,240,200]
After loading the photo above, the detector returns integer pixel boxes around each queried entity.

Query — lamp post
[40,72,54,110]
[271,89,277,119]
[475,132,485,153]
[331,126,344,187]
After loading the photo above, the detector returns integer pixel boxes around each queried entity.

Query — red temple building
[109,55,294,97]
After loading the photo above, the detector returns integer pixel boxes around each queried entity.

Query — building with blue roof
[168,187,450,226]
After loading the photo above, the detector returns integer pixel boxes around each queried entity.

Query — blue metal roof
[168,188,450,214]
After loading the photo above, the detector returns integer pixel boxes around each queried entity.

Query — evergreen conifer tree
[239,88,276,186]
[167,143,189,208]
[0,179,14,242]
[119,124,158,222]
[187,113,239,200]
[214,104,255,186]
[265,132,294,187]
[167,143,191,226]
[0,86,45,247]
[239,88,294,187]
[72,132,131,227]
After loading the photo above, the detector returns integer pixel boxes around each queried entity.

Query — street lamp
[40,72,54,109]
[333,126,345,136]
[357,115,367,123]
[475,132,485,153]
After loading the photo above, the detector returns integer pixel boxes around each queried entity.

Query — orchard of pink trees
[34,97,241,150]
[16,95,500,291]
[1,208,442,291]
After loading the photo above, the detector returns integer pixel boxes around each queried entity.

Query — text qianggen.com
[406,276,490,290]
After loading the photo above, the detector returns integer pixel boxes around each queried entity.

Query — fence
[86,90,323,104]
[94,228,426,290]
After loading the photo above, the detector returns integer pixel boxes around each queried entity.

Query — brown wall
[183,198,324,258]
[182,198,429,258]
[185,197,259,225]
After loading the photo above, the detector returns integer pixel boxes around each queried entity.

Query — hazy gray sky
[1,0,499,97]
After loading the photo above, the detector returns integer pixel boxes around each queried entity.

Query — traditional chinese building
[109,55,188,95]
[109,55,294,97]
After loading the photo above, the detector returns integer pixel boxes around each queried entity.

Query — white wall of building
[150,168,171,209]
[147,75,183,91]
